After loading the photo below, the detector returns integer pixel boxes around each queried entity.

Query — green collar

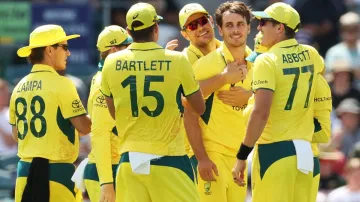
[98,59,105,71]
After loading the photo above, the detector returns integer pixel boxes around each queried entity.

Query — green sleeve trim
[184,87,200,97]
[101,182,114,186]
[100,89,113,98]
[66,113,87,120]
[9,122,15,126]
[253,88,275,93]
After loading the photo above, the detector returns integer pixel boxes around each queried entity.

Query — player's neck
[197,38,217,56]
[225,42,246,63]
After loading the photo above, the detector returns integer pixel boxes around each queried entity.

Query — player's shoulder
[300,44,320,56]
[194,49,220,68]
[90,71,102,90]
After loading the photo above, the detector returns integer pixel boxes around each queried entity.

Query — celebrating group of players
[8,1,332,202]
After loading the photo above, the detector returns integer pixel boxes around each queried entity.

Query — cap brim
[182,10,209,28]
[245,51,261,63]
[17,34,80,57]
[156,15,163,21]
[252,11,272,19]
[120,36,133,45]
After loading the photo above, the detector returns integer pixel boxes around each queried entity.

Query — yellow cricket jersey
[182,39,221,157]
[252,39,324,144]
[101,42,200,156]
[87,60,120,184]
[9,64,86,163]
[193,42,253,156]
[312,75,332,156]
[182,39,222,65]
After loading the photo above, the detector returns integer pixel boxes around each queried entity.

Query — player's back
[253,40,324,144]
[101,42,199,156]
[9,64,85,163]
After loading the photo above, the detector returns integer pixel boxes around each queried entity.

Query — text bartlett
[115,60,172,71]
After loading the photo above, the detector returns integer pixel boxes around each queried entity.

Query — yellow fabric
[252,39,324,144]
[87,71,120,184]
[182,39,221,157]
[16,179,82,202]
[179,3,208,28]
[96,25,132,52]
[197,152,247,202]
[193,42,253,156]
[9,64,85,163]
[252,2,300,31]
[17,24,80,57]
[126,3,163,31]
[311,171,320,202]
[251,145,313,202]
[84,179,101,202]
[116,161,199,202]
[183,39,222,65]
[311,75,332,156]
[101,42,199,156]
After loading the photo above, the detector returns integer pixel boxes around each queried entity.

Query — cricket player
[9,24,91,202]
[189,2,253,202]
[178,3,221,171]
[101,3,205,202]
[84,25,132,202]
[232,2,325,202]
[244,32,332,202]
[179,3,252,182]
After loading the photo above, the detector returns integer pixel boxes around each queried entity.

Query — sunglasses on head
[259,18,279,27]
[52,44,69,51]
[183,15,209,31]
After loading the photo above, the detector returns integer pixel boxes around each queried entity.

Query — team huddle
[8,1,331,202]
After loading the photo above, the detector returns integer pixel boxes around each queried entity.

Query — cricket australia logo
[204,181,212,195]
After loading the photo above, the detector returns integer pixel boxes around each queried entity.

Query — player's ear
[45,46,53,58]
[209,15,215,28]
[180,30,190,41]
[217,25,224,37]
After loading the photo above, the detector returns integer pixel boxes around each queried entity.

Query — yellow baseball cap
[252,2,300,32]
[126,3,163,31]
[246,32,269,63]
[17,24,80,57]
[96,25,133,52]
[179,3,208,29]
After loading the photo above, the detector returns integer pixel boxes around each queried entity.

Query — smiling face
[218,11,249,48]
[181,13,215,48]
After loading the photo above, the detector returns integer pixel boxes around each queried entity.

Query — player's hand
[221,60,247,84]
[198,157,219,182]
[217,86,251,107]
[232,159,246,187]
[99,183,115,202]
[165,39,179,50]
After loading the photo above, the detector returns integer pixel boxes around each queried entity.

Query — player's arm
[101,59,116,119]
[60,79,91,135]
[194,60,247,98]
[233,55,275,186]
[11,126,18,142]
[180,56,205,115]
[8,92,18,142]
[90,91,116,186]
[312,75,332,143]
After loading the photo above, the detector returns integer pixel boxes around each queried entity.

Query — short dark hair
[269,20,297,39]
[128,21,156,42]
[27,47,46,65]
[215,1,252,27]
[100,43,130,60]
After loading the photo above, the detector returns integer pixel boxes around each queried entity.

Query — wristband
[236,143,253,160]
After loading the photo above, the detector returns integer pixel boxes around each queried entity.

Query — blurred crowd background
[1,0,360,201]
